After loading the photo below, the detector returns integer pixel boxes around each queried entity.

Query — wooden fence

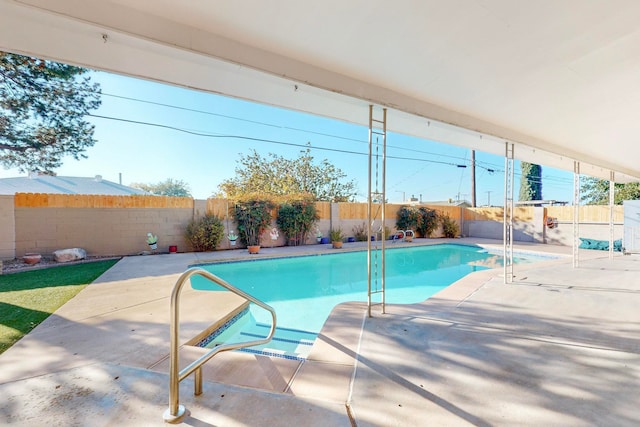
[338,203,464,224]
[547,205,624,222]
[15,193,193,209]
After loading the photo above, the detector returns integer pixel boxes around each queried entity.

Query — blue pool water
[190,244,540,358]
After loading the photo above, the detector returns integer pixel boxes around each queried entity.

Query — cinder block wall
[14,207,194,257]
[0,195,16,259]
[9,195,626,258]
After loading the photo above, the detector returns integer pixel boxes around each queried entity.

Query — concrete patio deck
[1,239,639,426]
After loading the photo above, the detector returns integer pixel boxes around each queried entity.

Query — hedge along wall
[333,202,464,238]
[205,199,333,248]
[14,193,196,257]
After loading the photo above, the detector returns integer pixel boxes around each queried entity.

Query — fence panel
[547,205,623,222]
[14,193,193,209]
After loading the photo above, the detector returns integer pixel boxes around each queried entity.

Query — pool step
[238,323,316,360]
[198,313,317,360]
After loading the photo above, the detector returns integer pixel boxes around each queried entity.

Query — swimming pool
[191,244,539,358]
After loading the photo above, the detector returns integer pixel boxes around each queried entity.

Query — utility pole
[471,150,476,207]
[485,190,492,206]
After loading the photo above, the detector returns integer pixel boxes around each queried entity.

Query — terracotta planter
[248,245,261,254]
[23,253,42,265]
[332,241,343,249]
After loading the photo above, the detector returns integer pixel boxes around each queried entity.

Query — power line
[27,83,579,183]
[87,113,477,168]
[96,92,576,184]
[100,91,481,165]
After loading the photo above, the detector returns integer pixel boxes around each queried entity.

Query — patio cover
[2,0,640,182]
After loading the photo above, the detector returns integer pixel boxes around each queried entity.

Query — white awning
[2,0,640,182]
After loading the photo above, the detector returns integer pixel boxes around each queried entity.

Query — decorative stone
[53,248,87,263]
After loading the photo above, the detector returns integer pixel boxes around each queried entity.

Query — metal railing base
[163,405,186,424]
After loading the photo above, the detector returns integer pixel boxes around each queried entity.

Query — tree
[131,178,192,197]
[0,51,101,172]
[218,148,357,201]
[519,162,542,201]
[581,176,640,205]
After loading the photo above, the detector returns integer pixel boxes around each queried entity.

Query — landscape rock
[53,248,87,263]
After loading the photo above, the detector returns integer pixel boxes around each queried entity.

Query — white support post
[609,171,615,259]
[367,105,387,316]
[573,161,580,268]
[503,142,514,283]
[367,105,373,317]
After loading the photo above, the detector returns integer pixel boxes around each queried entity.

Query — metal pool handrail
[163,267,277,423]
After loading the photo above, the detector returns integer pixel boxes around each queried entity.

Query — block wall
[14,207,194,257]
[0,195,16,259]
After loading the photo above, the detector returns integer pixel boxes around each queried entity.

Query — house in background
[0,173,147,196]
[423,199,473,208]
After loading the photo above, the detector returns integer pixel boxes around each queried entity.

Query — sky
[0,71,577,205]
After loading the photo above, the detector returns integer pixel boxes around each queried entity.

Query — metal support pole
[367,106,387,316]
[509,147,514,279]
[503,142,514,283]
[609,171,615,259]
[471,150,476,207]
[367,105,373,317]
[381,108,387,314]
[573,161,580,268]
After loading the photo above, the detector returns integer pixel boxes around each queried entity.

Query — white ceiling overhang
[2,0,640,182]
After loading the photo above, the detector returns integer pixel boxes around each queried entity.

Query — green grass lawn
[0,259,118,354]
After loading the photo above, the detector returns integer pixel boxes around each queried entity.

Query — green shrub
[276,201,318,245]
[440,213,459,238]
[233,199,274,246]
[396,206,421,231]
[417,207,439,237]
[352,222,369,241]
[185,214,225,251]
[397,205,442,238]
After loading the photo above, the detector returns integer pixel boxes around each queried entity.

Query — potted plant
[146,233,158,250]
[329,227,344,249]
[228,230,238,246]
[23,253,42,265]
[315,228,323,243]
[233,199,274,254]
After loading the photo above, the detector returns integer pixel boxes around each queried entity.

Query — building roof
[0,175,148,196]
[424,200,472,208]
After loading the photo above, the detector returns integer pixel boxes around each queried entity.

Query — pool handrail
[163,267,277,423]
